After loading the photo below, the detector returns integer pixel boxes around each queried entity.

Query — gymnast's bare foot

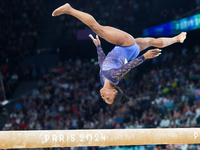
[52,3,72,16]
[176,32,187,43]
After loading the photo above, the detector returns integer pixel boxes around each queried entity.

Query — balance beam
[0,128,200,149]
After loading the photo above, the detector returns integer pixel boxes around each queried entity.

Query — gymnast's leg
[135,32,187,51]
[52,3,135,47]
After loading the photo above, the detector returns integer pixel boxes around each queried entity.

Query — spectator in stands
[159,115,170,128]
[14,101,22,111]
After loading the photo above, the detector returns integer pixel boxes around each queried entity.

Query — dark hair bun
[120,94,130,104]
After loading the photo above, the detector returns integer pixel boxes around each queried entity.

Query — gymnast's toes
[52,3,72,16]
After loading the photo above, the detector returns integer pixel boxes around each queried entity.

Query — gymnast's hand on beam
[143,49,162,59]
[89,34,101,46]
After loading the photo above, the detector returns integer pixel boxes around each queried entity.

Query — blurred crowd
[0,0,49,63]
[0,63,44,100]
[0,0,49,100]
[0,64,19,100]
[2,43,200,150]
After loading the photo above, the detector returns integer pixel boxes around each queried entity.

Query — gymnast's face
[100,87,117,104]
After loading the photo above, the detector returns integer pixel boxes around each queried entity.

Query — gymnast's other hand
[143,49,162,59]
[89,34,101,46]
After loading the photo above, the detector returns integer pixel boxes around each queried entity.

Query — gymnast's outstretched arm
[111,49,161,80]
[89,34,106,67]
[96,45,106,67]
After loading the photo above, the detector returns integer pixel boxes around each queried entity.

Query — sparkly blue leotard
[97,43,145,85]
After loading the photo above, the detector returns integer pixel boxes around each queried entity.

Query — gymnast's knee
[148,38,155,46]
[90,24,103,34]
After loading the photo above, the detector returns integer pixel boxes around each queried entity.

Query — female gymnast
[52,3,187,105]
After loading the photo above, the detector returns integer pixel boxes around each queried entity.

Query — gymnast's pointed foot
[176,32,187,43]
[52,3,72,16]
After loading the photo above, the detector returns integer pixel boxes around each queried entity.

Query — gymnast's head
[100,86,130,104]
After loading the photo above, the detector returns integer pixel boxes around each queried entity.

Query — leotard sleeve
[96,45,106,67]
[110,55,145,81]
